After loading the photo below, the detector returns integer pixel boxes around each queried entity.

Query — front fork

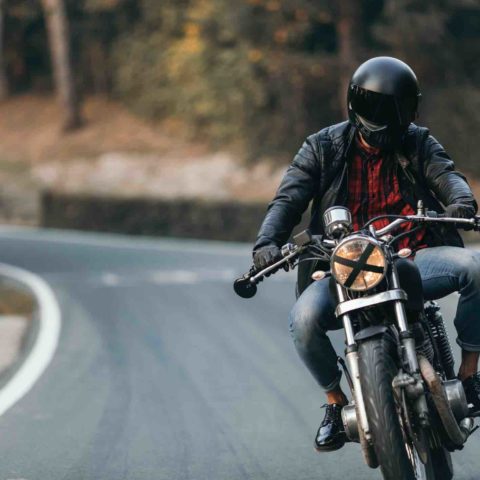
[337,265,430,445]
[336,284,373,441]
[390,266,430,427]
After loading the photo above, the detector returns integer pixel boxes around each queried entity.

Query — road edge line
[0,263,61,417]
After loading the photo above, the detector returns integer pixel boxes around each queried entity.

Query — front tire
[429,446,452,480]
[358,336,428,480]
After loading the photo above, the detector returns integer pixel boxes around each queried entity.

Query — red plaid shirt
[346,137,427,250]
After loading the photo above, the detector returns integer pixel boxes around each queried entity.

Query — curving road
[0,228,477,479]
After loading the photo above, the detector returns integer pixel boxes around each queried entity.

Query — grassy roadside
[0,280,35,375]
[0,282,35,317]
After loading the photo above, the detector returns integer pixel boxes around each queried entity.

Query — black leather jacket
[253,121,478,295]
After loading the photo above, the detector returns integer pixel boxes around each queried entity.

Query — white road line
[94,269,295,286]
[0,263,61,416]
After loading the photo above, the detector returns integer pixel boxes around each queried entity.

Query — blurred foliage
[373,0,480,174]
[3,0,480,169]
[112,0,340,156]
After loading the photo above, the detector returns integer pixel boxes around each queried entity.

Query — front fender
[354,325,389,343]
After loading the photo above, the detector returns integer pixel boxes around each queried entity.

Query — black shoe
[463,373,480,412]
[314,404,346,452]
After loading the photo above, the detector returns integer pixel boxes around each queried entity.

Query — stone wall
[41,191,479,246]
[41,191,269,242]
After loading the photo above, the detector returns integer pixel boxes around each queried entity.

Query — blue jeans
[289,246,480,392]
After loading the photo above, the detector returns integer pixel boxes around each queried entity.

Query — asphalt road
[0,228,477,480]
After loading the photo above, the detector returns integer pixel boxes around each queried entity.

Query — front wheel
[358,336,434,480]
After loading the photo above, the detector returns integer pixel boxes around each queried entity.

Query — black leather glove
[444,203,476,231]
[444,203,476,219]
[253,245,282,271]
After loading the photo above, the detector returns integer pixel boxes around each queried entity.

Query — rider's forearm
[254,175,310,249]
[253,140,320,251]
[423,136,478,212]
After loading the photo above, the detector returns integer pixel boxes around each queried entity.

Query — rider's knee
[289,302,326,348]
[289,305,315,344]
[458,250,480,293]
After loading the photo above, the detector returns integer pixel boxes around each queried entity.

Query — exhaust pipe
[418,356,475,448]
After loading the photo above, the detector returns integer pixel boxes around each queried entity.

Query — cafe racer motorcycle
[234,202,479,480]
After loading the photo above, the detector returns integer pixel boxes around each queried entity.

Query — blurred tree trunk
[41,0,83,130]
[0,0,8,100]
[334,0,364,113]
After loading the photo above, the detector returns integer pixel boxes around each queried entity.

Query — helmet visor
[349,85,417,126]
[356,114,387,132]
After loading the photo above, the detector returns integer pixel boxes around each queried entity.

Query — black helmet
[347,56,421,149]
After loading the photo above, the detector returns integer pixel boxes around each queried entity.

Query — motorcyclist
[252,57,480,452]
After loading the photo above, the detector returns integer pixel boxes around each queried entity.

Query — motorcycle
[234,201,480,480]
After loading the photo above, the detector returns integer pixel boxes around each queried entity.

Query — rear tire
[358,336,427,480]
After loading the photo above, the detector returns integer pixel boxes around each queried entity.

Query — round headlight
[331,236,386,291]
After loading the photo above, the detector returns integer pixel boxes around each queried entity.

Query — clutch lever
[234,244,305,299]
[250,247,301,283]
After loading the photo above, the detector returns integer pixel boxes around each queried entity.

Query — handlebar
[234,210,480,299]
[375,211,480,237]
[233,231,328,298]
[233,252,296,298]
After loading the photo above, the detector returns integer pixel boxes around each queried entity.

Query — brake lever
[425,211,480,230]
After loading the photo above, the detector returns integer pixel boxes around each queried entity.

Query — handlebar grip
[233,276,257,298]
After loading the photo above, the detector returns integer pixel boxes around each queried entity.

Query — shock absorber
[413,321,435,365]
[425,302,456,379]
